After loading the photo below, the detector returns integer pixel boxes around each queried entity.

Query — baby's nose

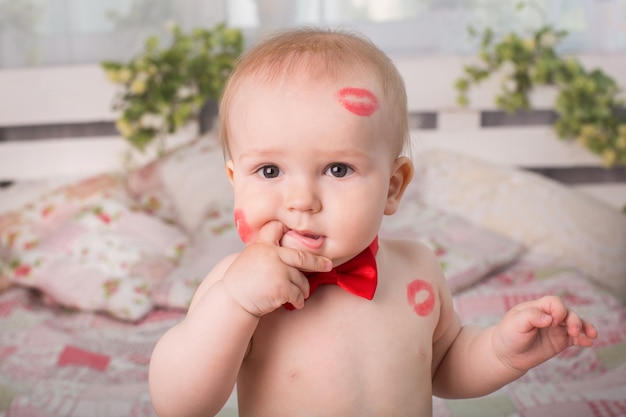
[286,178,321,213]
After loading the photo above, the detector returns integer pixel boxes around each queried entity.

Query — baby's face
[225,75,399,265]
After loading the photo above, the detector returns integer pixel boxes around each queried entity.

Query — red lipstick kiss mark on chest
[234,209,254,243]
[337,87,379,117]
[407,279,435,317]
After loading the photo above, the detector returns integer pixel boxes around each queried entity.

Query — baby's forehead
[235,70,383,101]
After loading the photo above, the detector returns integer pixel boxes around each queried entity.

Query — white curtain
[0,0,226,68]
[1,0,624,69]
[232,0,626,56]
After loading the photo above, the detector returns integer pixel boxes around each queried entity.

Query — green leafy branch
[102,22,243,152]
[456,24,626,168]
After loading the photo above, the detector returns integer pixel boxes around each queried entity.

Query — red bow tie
[285,237,379,310]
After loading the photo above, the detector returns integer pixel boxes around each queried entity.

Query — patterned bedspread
[435,254,626,417]
[0,139,624,416]
[1,251,624,417]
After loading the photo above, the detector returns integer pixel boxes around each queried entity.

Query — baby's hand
[492,295,598,373]
[222,221,332,317]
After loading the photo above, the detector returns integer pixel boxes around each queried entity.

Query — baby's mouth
[282,229,325,250]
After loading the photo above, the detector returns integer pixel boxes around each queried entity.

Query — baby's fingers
[256,220,288,246]
[515,307,555,333]
[508,296,578,333]
[278,247,332,274]
[582,319,598,339]
[254,221,332,273]
[571,318,598,347]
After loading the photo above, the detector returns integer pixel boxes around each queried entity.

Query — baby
[149,27,597,417]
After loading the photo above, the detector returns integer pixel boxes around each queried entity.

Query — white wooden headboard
[0,65,122,181]
[1,54,625,207]
[397,54,626,166]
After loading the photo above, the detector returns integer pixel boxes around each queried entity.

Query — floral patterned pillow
[0,174,188,320]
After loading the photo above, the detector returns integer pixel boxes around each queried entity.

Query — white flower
[540,32,557,48]
[176,85,197,99]
[130,72,149,94]
[105,67,132,84]
[523,38,536,50]
[139,113,166,130]
[500,60,516,77]
[116,118,135,138]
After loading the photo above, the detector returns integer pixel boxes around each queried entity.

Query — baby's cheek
[234,209,254,244]
[406,279,435,317]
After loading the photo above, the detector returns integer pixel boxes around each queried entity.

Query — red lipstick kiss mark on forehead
[407,279,435,317]
[234,209,254,244]
[337,87,379,117]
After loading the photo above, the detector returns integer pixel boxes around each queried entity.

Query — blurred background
[0,0,625,208]
[1,0,624,68]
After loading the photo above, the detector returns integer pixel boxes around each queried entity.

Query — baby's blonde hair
[219,27,409,158]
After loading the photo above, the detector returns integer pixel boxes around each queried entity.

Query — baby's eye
[325,163,353,178]
[257,165,281,179]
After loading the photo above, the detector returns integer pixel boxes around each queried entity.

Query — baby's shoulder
[378,237,443,283]
[380,237,438,266]
[377,238,449,321]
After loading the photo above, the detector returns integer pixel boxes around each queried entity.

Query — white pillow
[127,133,234,233]
[159,136,233,232]
[414,149,626,302]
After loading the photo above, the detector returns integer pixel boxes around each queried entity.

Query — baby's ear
[226,160,235,185]
[384,156,414,215]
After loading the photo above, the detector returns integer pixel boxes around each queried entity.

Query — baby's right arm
[148,221,331,417]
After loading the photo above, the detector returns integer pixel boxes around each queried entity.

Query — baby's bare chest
[237,287,438,416]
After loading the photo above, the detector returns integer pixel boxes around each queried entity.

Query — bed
[2,52,626,416]
[1,127,625,417]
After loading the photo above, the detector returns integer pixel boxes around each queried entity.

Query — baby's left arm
[432,295,598,398]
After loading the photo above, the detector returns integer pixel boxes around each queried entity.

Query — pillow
[153,200,243,310]
[0,174,189,320]
[126,132,233,233]
[0,176,81,213]
[153,226,244,310]
[124,158,179,224]
[0,174,126,295]
[414,149,626,302]
[381,181,524,293]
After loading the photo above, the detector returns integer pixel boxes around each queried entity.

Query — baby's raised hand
[492,295,598,373]
[222,221,332,317]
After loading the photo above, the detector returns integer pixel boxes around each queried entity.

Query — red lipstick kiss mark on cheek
[407,279,435,317]
[234,209,254,244]
[337,87,379,117]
